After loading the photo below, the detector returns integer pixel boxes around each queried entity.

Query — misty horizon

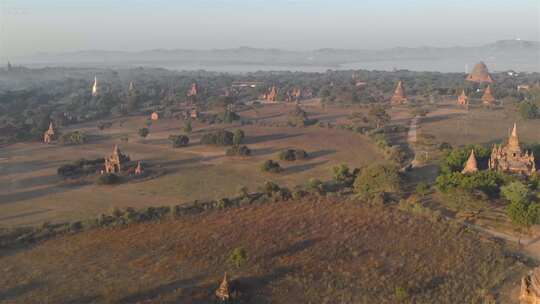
[1,0,539,60]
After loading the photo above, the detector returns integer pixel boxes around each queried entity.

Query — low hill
[0,196,526,303]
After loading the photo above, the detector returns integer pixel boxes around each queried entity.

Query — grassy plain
[0,102,391,226]
[0,197,526,303]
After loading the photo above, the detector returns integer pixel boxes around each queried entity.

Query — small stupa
[43,122,56,144]
[187,83,198,97]
[457,90,469,106]
[466,62,494,83]
[134,161,144,175]
[215,273,232,301]
[391,80,407,105]
[482,85,495,105]
[462,150,479,174]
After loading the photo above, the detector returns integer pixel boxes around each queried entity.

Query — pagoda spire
[462,149,479,174]
[508,123,521,153]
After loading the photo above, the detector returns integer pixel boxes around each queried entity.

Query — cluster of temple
[389,62,497,107]
[455,62,496,107]
[462,124,536,176]
[102,145,143,176]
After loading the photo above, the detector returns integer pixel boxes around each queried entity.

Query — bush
[278,149,308,161]
[200,129,234,146]
[183,120,193,134]
[168,134,190,148]
[229,247,247,268]
[138,127,149,138]
[436,170,507,198]
[261,160,282,173]
[233,129,245,146]
[57,158,104,178]
[332,164,356,186]
[226,145,251,156]
[415,182,430,197]
[354,163,401,200]
[97,173,120,185]
[59,131,86,145]
[519,101,538,119]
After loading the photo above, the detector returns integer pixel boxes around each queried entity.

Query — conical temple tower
[215,272,232,301]
[391,81,407,104]
[482,85,495,105]
[462,150,479,174]
[128,81,135,92]
[466,62,494,83]
[457,90,469,106]
[43,121,56,144]
[507,123,521,154]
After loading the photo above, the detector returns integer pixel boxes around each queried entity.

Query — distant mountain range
[13,40,540,73]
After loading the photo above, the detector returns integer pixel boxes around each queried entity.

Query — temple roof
[466,62,494,83]
[482,85,495,104]
[462,149,478,174]
[391,80,406,104]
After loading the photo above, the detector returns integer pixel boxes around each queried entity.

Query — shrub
[138,127,149,138]
[307,178,325,194]
[59,131,86,145]
[332,164,356,186]
[97,122,112,130]
[221,109,240,124]
[168,134,190,148]
[502,181,540,228]
[57,158,104,178]
[226,145,251,156]
[261,160,282,173]
[354,163,401,200]
[233,129,245,146]
[278,149,308,161]
[436,170,506,198]
[183,120,193,134]
[229,247,247,268]
[415,182,430,197]
[200,129,234,146]
[97,173,120,185]
[519,101,538,119]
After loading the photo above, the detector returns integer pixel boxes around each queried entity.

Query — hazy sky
[1,0,539,58]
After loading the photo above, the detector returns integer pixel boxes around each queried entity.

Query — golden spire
[462,149,479,174]
[508,123,521,153]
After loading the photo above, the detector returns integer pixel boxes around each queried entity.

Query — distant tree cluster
[200,129,234,146]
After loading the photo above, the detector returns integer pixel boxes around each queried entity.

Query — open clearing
[0,197,526,304]
[0,102,397,227]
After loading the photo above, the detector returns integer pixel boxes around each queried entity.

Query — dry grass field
[419,101,540,148]
[0,197,526,304]
[0,102,400,227]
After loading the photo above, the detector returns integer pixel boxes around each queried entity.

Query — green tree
[138,127,149,138]
[367,105,390,129]
[519,101,538,119]
[354,162,401,200]
[228,247,247,268]
[233,129,245,146]
[502,181,539,229]
[183,120,193,134]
